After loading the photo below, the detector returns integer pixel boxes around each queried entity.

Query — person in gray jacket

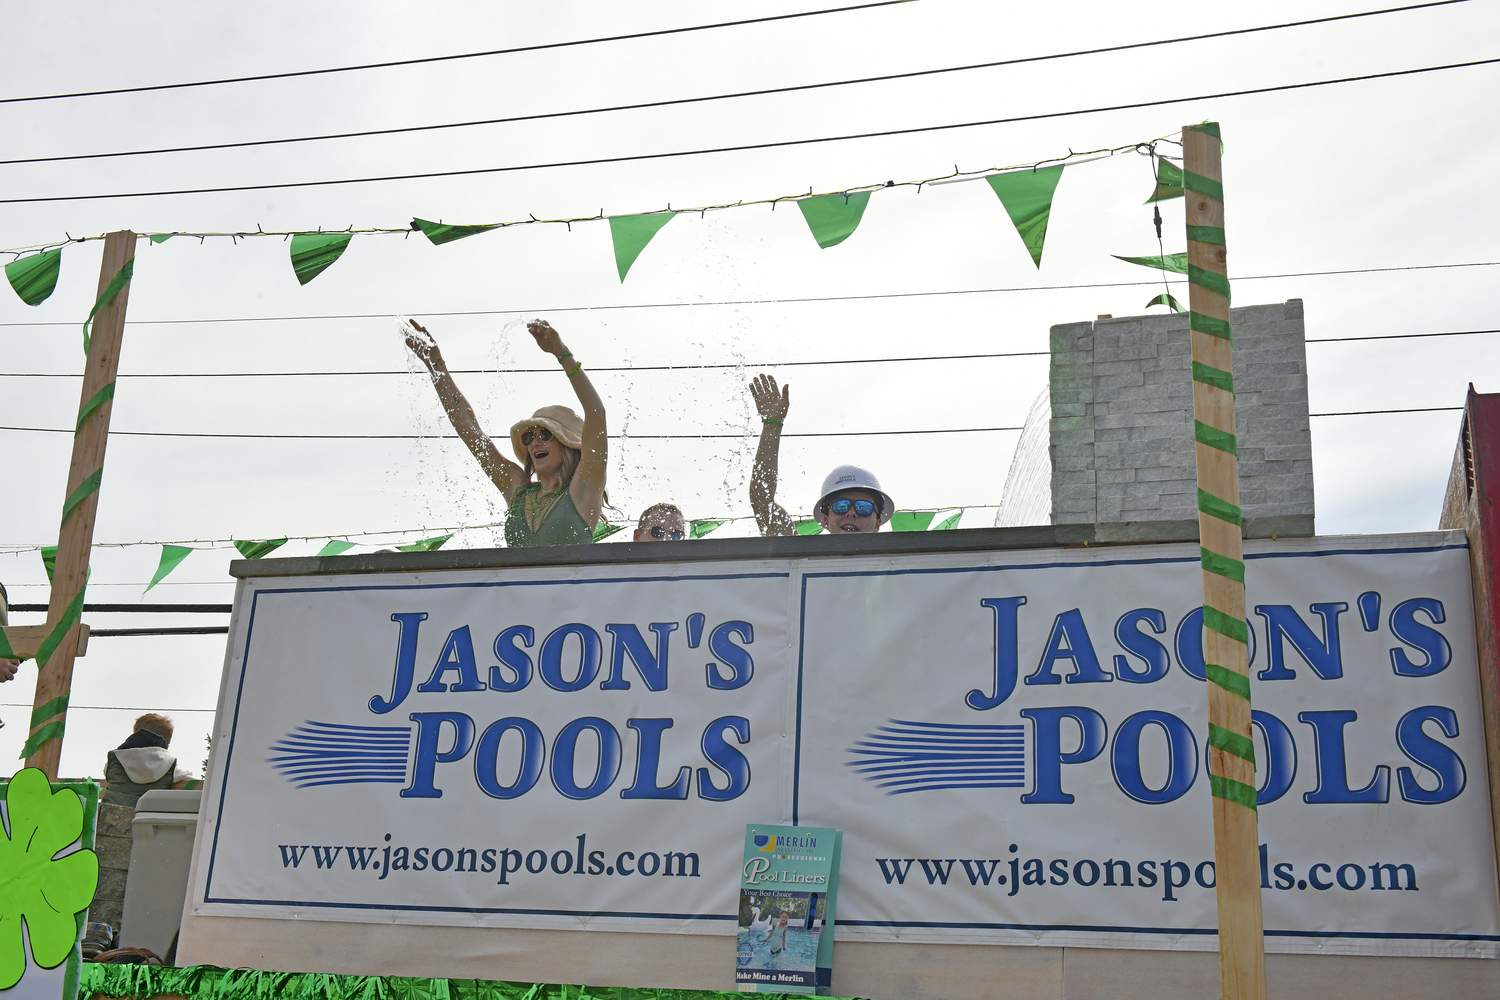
[0,583,20,731]
[102,713,193,806]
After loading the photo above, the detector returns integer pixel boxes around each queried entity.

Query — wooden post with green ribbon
[22,230,137,778]
[1184,124,1266,999]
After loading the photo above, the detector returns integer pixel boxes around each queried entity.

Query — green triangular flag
[144,545,193,593]
[40,545,57,583]
[1146,292,1184,313]
[890,511,937,532]
[796,191,871,249]
[690,519,725,540]
[316,539,356,557]
[1114,252,1188,274]
[412,218,501,246]
[933,511,963,530]
[397,534,453,552]
[234,538,288,559]
[1145,157,1185,204]
[594,522,625,542]
[608,213,676,281]
[289,233,353,286]
[148,233,180,244]
[5,249,62,306]
[793,519,823,536]
[987,166,1064,268]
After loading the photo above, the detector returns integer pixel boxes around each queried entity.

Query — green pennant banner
[1146,292,1185,312]
[986,165,1064,268]
[608,213,675,281]
[796,191,871,249]
[397,534,453,552]
[289,233,353,286]
[593,522,624,542]
[689,519,724,540]
[1114,252,1188,274]
[5,249,62,306]
[144,545,193,594]
[1145,157,1185,203]
[793,519,823,535]
[890,510,937,532]
[234,538,288,559]
[316,539,356,557]
[148,233,180,244]
[412,219,501,246]
[933,510,963,530]
[40,545,57,583]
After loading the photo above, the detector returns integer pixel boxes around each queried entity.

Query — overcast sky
[2,0,1497,775]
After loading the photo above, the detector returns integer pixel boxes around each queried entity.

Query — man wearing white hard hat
[747,374,894,535]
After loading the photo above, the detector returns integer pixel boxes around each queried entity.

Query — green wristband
[557,351,573,361]
[566,361,583,377]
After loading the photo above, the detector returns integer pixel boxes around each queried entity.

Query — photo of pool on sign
[735,891,823,989]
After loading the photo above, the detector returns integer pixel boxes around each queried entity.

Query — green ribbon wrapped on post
[82,258,134,355]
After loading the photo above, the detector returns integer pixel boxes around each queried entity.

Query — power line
[0,2,915,105]
[2,350,1050,379]
[8,603,231,613]
[6,56,1497,204]
[0,703,217,711]
[1309,406,1462,416]
[2,262,1496,330]
[2,1,1466,166]
[0,408,1468,443]
[4,326,1498,380]
[1306,328,1500,343]
[0,425,1027,441]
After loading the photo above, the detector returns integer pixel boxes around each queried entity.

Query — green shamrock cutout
[0,768,100,990]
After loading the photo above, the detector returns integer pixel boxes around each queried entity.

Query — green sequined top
[504,484,594,547]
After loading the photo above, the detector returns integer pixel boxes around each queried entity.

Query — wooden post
[1183,124,1266,1000]
[24,230,137,779]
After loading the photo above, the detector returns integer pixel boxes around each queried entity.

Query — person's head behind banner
[510,405,584,485]
[815,465,893,534]
[635,503,687,542]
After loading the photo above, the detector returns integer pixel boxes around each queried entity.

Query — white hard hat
[816,465,893,525]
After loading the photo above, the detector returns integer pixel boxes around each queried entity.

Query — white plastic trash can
[119,789,201,961]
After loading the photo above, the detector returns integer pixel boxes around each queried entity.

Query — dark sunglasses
[650,525,685,540]
[824,498,877,517]
[520,427,554,446]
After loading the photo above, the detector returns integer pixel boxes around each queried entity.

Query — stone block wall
[1050,300,1314,537]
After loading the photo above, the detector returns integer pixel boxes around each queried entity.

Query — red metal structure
[1440,385,1500,878]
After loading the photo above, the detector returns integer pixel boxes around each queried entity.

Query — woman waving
[403,318,607,547]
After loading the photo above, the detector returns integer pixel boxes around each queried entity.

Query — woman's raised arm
[403,319,529,503]
[528,320,608,530]
[748,373,794,536]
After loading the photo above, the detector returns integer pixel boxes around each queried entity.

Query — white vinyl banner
[191,531,1500,958]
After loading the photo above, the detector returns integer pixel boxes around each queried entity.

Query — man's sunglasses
[823,498,877,517]
[520,427,554,446]
[650,525,685,540]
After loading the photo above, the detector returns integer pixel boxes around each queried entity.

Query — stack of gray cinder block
[1050,299,1314,540]
[91,802,134,933]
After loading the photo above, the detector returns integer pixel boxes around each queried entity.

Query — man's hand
[0,658,19,683]
[403,319,443,370]
[750,374,790,423]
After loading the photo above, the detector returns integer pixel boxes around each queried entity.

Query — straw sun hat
[509,405,584,463]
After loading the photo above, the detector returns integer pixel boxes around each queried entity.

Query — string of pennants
[21,508,969,594]
[3,131,1194,325]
